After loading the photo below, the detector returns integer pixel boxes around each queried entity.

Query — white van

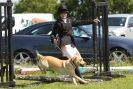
[12,13,55,34]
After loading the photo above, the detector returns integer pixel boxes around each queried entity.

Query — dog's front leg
[74,75,88,84]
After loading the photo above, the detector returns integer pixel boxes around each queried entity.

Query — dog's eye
[79,59,82,62]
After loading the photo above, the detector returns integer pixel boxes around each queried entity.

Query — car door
[27,23,62,57]
[72,25,94,58]
[125,17,133,38]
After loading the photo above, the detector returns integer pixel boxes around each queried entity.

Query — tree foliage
[14,0,133,20]
[109,0,133,13]
[14,0,57,14]
[61,0,92,20]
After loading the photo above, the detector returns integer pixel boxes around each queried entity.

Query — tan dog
[36,51,87,85]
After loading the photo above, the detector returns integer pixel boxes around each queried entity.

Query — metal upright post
[7,0,14,83]
[0,0,15,87]
[102,0,110,75]
[0,3,3,82]
[91,0,98,67]
[90,0,110,75]
[97,8,102,73]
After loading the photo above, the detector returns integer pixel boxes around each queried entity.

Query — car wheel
[109,48,129,64]
[14,51,33,65]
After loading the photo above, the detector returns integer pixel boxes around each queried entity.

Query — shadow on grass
[15,80,57,88]
[85,73,126,82]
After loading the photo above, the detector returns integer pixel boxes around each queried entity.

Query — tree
[14,0,133,20]
[14,0,58,15]
[61,0,92,20]
[62,0,133,19]
[109,0,133,13]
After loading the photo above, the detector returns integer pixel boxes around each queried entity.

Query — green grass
[4,59,133,89]
[109,59,133,67]
[12,62,133,89]
[13,74,133,89]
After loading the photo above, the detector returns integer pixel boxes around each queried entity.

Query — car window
[72,26,88,37]
[72,24,115,37]
[108,17,126,26]
[72,27,81,36]
[128,17,133,27]
[79,25,92,33]
[28,24,52,35]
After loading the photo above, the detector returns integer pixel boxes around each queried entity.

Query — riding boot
[75,67,82,78]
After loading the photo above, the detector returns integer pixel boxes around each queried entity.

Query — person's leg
[73,47,85,83]
[73,47,82,58]
[61,45,75,58]
[61,45,82,78]
[75,67,82,78]
[72,47,83,78]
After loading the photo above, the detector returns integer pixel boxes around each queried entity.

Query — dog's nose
[80,61,86,66]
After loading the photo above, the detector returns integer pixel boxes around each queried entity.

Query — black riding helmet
[57,5,69,14]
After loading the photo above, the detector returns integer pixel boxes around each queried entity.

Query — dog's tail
[35,50,46,73]
[35,50,43,60]
[36,50,39,55]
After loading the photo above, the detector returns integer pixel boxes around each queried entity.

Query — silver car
[108,14,133,37]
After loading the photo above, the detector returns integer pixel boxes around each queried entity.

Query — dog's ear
[71,56,77,64]
[71,56,76,61]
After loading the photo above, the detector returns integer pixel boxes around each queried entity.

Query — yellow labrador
[36,51,87,85]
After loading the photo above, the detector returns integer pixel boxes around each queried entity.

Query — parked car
[8,21,133,65]
[108,14,133,37]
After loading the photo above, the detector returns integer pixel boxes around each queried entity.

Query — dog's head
[71,56,86,67]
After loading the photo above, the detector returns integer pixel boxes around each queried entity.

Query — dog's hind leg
[38,64,46,73]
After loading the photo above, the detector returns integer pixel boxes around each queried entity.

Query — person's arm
[51,22,60,44]
[51,23,57,38]
[72,18,99,26]
[72,19,92,26]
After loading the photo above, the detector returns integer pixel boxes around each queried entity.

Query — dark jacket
[51,18,92,47]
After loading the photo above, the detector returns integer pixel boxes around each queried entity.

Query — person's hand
[53,38,58,44]
[93,17,100,24]
[53,38,58,48]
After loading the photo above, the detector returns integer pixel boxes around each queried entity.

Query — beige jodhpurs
[61,44,82,59]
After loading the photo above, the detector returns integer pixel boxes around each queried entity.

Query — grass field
[1,62,133,89]
[13,73,133,89]
[9,63,133,89]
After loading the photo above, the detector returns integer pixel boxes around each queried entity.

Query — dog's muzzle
[79,59,86,67]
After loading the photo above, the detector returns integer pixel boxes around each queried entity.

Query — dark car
[12,21,133,65]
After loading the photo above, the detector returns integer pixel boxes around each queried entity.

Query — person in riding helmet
[51,4,98,78]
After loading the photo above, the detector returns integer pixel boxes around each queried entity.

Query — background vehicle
[12,21,133,65]
[108,14,133,37]
[11,13,55,35]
